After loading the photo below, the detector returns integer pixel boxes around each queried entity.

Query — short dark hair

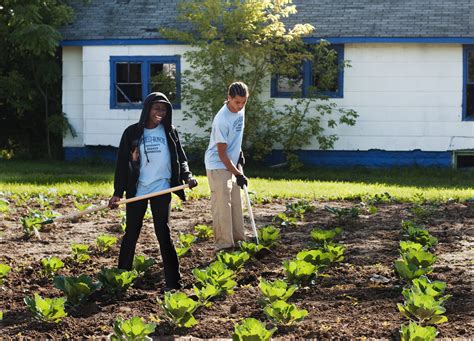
[228,81,249,98]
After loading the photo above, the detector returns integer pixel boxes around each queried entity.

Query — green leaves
[111,316,156,340]
[159,291,199,328]
[24,293,67,323]
[97,268,138,296]
[0,263,11,285]
[400,321,437,341]
[263,300,308,325]
[95,234,118,253]
[397,291,448,325]
[240,241,265,256]
[232,318,276,341]
[192,261,237,296]
[40,256,64,278]
[194,224,213,240]
[176,233,197,257]
[132,255,156,275]
[310,227,342,244]
[217,250,250,271]
[258,225,281,248]
[71,243,90,263]
[283,259,317,285]
[259,278,297,305]
[53,275,101,308]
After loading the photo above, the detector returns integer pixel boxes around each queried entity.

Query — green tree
[0,1,76,159]
[162,0,357,168]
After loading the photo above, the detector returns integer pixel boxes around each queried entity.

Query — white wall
[63,43,474,151]
[62,46,84,147]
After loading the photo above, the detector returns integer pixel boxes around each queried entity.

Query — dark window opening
[467,51,474,118]
[116,63,142,104]
[456,154,474,168]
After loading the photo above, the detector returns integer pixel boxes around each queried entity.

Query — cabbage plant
[217,250,250,271]
[193,283,220,307]
[53,275,101,307]
[40,256,64,278]
[98,268,138,296]
[263,300,308,325]
[192,261,237,295]
[24,293,67,323]
[310,227,342,244]
[159,291,199,328]
[71,243,90,263]
[258,225,281,248]
[405,276,450,301]
[110,316,156,340]
[259,278,297,304]
[400,321,437,341]
[283,259,317,285]
[132,255,156,275]
[239,241,264,256]
[194,224,213,240]
[96,234,118,253]
[232,318,276,341]
[397,291,448,325]
[0,263,11,285]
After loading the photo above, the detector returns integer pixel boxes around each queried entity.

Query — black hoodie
[113,92,192,200]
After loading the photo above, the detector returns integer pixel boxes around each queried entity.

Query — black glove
[185,176,198,189]
[235,174,248,189]
[237,151,245,168]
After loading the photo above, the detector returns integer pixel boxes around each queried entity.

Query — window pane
[469,52,474,83]
[129,63,142,83]
[277,76,303,93]
[150,63,177,101]
[116,63,129,83]
[467,84,474,118]
[311,48,339,92]
[116,84,142,103]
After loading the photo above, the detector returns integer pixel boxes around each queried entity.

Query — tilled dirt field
[0,195,473,339]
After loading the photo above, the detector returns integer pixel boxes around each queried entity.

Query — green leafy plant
[193,283,220,307]
[0,199,9,213]
[192,261,237,295]
[194,224,213,240]
[217,250,250,271]
[96,234,118,253]
[397,291,448,325]
[132,255,156,275]
[394,258,432,281]
[0,263,12,285]
[259,278,297,304]
[239,241,265,256]
[273,212,298,227]
[400,321,437,341]
[401,221,438,248]
[40,256,64,278]
[97,268,138,296]
[283,259,318,285]
[110,316,156,340]
[296,249,333,268]
[325,206,359,220]
[0,310,3,321]
[20,210,53,238]
[176,233,197,257]
[258,225,281,248]
[285,199,315,220]
[71,243,90,263]
[399,241,425,254]
[310,227,342,244]
[407,276,449,300]
[159,291,199,328]
[263,300,308,325]
[232,317,276,341]
[53,275,101,308]
[322,243,345,263]
[24,293,67,323]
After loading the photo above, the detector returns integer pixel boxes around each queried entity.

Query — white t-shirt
[136,124,171,196]
[204,103,244,170]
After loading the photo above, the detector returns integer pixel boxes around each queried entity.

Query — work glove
[237,151,245,168]
[235,174,248,189]
[185,176,198,189]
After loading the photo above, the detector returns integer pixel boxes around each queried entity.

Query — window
[271,45,344,98]
[463,46,474,120]
[110,56,181,109]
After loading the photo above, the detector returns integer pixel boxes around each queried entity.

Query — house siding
[63,43,474,166]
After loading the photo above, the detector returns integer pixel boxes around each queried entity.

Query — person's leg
[230,177,246,243]
[118,200,148,270]
[150,193,181,288]
[207,169,234,251]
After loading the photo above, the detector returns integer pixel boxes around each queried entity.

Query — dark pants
[118,193,181,287]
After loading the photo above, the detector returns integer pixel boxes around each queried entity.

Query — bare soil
[0,196,473,339]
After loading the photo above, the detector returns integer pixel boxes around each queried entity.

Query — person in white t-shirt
[204,82,249,252]
[109,92,198,292]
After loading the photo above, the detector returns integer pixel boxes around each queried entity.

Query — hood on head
[138,92,173,130]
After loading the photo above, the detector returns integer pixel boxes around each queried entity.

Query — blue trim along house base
[66,147,453,168]
[267,150,452,167]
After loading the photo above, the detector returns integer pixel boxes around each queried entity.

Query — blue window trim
[463,45,474,121]
[271,45,344,99]
[110,55,181,110]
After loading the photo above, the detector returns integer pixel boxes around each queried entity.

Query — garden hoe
[38,184,190,229]
[238,165,259,244]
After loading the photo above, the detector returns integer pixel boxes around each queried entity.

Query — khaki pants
[207,169,246,251]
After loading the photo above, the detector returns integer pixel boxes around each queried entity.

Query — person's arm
[109,129,129,208]
[217,143,241,176]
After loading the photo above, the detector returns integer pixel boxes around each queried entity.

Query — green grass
[1,160,473,202]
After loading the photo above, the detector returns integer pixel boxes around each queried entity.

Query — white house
[60,0,474,167]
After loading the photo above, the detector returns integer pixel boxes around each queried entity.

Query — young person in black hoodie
[108,92,197,291]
